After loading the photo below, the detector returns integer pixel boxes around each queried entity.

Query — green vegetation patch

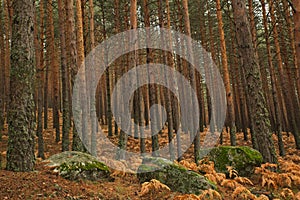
[207,146,263,177]
[45,151,111,181]
[137,157,216,195]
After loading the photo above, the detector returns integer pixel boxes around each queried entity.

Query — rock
[206,146,263,177]
[45,151,111,181]
[137,157,215,195]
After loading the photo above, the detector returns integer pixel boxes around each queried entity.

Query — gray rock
[206,146,263,177]
[45,151,111,181]
[137,157,215,195]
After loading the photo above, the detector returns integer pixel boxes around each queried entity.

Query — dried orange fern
[280,188,294,200]
[198,189,222,200]
[220,179,240,189]
[173,194,200,200]
[139,179,170,196]
[234,177,254,186]
[231,186,256,200]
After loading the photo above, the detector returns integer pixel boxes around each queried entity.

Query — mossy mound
[206,146,263,177]
[137,157,215,195]
[45,151,111,181]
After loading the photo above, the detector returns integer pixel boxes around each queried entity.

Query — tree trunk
[64,0,77,151]
[260,0,285,156]
[57,0,70,153]
[0,0,5,136]
[182,0,201,163]
[269,0,300,149]
[294,0,300,93]
[216,0,236,146]
[35,0,45,159]
[88,0,98,156]
[3,0,11,114]
[6,0,35,171]
[231,0,277,163]
[72,0,86,152]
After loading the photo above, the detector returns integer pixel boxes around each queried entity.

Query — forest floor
[1,114,300,199]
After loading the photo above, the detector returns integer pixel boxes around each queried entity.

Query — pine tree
[6,0,36,171]
[231,0,277,163]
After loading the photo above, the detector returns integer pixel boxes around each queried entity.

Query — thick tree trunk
[231,0,277,163]
[6,0,35,171]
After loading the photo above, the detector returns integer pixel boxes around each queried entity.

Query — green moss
[138,157,215,194]
[45,151,111,181]
[59,161,110,173]
[207,146,263,176]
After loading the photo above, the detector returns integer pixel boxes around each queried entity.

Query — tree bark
[260,0,285,156]
[269,0,300,149]
[35,0,45,159]
[231,0,277,163]
[6,0,36,171]
[72,0,86,152]
[57,0,70,153]
[0,0,5,136]
[216,0,236,146]
[294,0,300,92]
[64,0,77,151]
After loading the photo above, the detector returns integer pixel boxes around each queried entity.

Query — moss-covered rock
[206,146,263,177]
[45,151,111,181]
[137,157,215,195]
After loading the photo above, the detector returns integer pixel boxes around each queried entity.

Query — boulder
[137,157,215,195]
[206,146,263,177]
[45,151,111,181]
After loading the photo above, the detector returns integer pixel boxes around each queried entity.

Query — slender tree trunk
[269,0,300,149]
[207,7,217,134]
[260,0,285,156]
[0,0,5,136]
[231,0,277,163]
[3,0,11,114]
[35,0,45,159]
[64,0,77,151]
[89,0,97,156]
[166,0,181,159]
[294,0,300,94]
[6,0,35,171]
[46,0,60,142]
[157,0,175,160]
[72,0,86,152]
[216,0,236,146]
[182,0,201,163]
[282,0,300,132]
[44,0,54,131]
[100,2,113,138]
[58,0,70,153]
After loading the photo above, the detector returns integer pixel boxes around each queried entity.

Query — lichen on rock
[137,157,215,195]
[45,151,111,181]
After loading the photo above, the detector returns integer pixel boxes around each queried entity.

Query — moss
[46,151,111,181]
[59,161,110,173]
[207,146,263,176]
[138,157,215,194]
